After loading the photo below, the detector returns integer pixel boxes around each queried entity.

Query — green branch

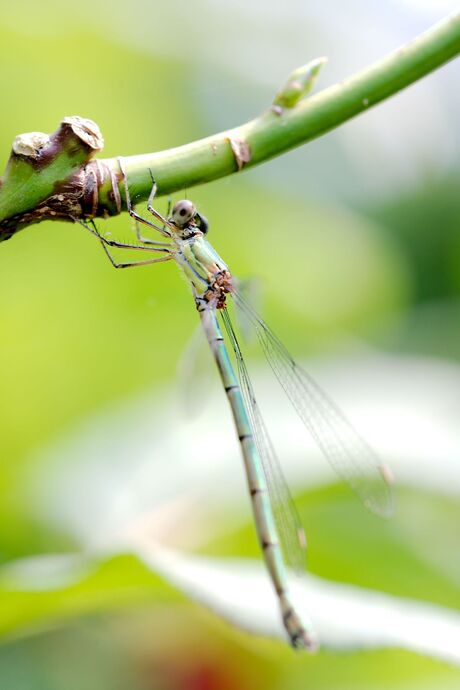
[1,12,460,241]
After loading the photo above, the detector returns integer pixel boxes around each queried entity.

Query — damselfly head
[171,200,196,227]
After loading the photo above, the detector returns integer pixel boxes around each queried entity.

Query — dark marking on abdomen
[262,540,278,550]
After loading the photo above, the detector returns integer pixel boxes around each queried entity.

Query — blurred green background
[1,1,460,688]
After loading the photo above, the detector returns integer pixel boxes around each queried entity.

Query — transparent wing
[232,277,264,344]
[232,291,394,518]
[220,308,307,573]
[176,324,214,418]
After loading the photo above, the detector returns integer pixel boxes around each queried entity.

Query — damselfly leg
[72,217,172,269]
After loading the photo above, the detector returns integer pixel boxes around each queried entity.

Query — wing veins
[233,292,394,518]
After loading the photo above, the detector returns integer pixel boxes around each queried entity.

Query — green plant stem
[1,12,459,238]
[116,12,460,200]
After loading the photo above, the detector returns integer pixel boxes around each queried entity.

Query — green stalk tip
[273,56,328,110]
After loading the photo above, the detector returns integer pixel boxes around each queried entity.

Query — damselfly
[75,159,394,650]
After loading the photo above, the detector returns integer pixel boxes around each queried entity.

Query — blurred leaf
[1,545,460,667]
[0,553,171,640]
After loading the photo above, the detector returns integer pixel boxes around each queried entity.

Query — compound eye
[172,200,195,225]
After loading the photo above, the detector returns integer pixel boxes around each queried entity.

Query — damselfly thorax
[174,234,233,309]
